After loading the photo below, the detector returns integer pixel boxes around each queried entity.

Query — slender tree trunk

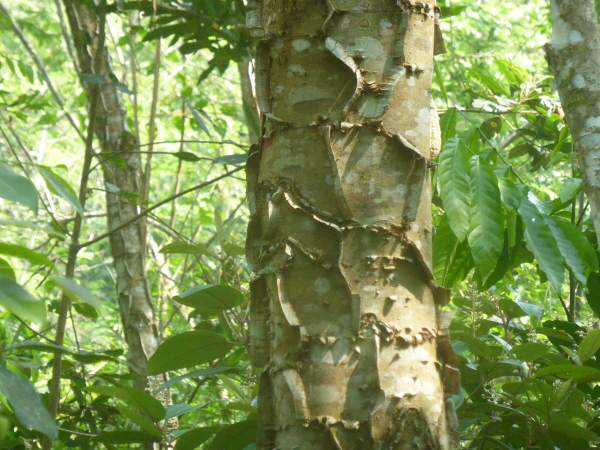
[545,0,600,246]
[245,1,458,448]
[62,0,160,391]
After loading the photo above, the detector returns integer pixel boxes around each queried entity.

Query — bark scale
[62,0,161,390]
[545,0,600,245]
[245,1,458,449]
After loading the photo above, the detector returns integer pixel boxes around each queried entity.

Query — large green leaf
[0,274,47,326]
[116,405,162,437]
[468,155,504,277]
[578,329,600,363]
[0,163,38,213]
[86,386,165,422]
[518,197,564,291]
[174,285,244,316]
[438,137,472,241]
[39,166,83,215]
[52,276,101,308]
[534,364,600,382]
[175,426,222,450]
[433,215,473,287]
[0,366,57,439]
[498,177,521,210]
[147,330,234,375]
[207,420,257,450]
[544,215,587,286]
[159,241,211,255]
[0,242,54,268]
[552,216,599,272]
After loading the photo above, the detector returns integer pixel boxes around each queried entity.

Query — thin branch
[78,166,244,250]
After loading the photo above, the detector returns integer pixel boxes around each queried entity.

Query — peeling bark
[246,1,458,448]
[545,0,600,245]
[62,0,161,391]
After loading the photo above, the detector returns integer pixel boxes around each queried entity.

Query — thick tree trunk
[245,1,458,449]
[62,0,160,390]
[545,0,600,246]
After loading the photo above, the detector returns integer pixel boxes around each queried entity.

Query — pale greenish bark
[246,1,458,448]
[546,0,600,246]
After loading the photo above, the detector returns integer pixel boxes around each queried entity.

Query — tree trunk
[545,0,600,246]
[245,1,458,448]
[238,56,261,144]
[62,0,160,391]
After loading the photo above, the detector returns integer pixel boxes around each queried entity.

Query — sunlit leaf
[545,215,587,286]
[468,155,504,277]
[0,242,54,268]
[0,163,38,213]
[0,274,46,326]
[39,166,83,215]
[175,426,222,450]
[52,276,101,308]
[438,137,472,241]
[578,329,600,363]
[518,197,564,291]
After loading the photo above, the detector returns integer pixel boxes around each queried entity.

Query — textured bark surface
[546,0,600,245]
[62,0,160,388]
[245,1,458,448]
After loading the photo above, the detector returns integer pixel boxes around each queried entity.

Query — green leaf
[81,73,108,84]
[511,343,550,361]
[0,274,46,326]
[586,273,600,316]
[549,416,600,442]
[0,163,38,213]
[0,257,15,280]
[92,431,160,444]
[227,402,258,414]
[175,426,222,450]
[438,137,472,241]
[155,367,236,393]
[159,241,211,255]
[433,216,474,288]
[468,155,504,277]
[552,216,599,272]
[534,364,600,382]
[165,403,206,421]
[39,166,83,215]
[545,216,587,286]
[116,405,162,437]
[223,243,246,256]
[467,67,510,97]
[578,329,600,363]
[479,116,502,139]
[215,209,224,244]
[212,154,247,165]
[0,242,54,267]
[72,302,99,321]
[439,108,457,142]
[498,177,521,210]
[518,196,564,291]
[86,386,165,422]
[559,178,583,203]
[52,276,101,308]
[207,420,257,450]
[147,330,234,375]
[463,337,493,358]
[186,101,211,137]
[172,151,202,162]
[499,298,527,319]
[0,366,57,439]
[174,285,244,316]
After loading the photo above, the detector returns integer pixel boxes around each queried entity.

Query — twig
[78,166,244,250]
